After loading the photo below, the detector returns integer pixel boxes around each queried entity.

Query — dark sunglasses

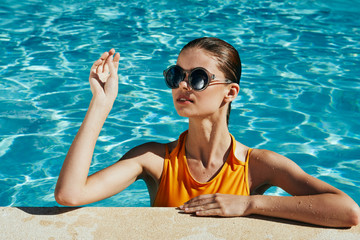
[163,65,233,91]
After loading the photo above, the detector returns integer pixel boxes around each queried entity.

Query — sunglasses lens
[165,66,183,89]
[190,69,208,91]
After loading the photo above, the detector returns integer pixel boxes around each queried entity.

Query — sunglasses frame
[163,65,233,91]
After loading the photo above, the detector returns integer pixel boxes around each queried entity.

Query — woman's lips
[177,95,194,103]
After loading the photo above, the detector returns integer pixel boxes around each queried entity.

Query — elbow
[348,205,360,227]
[54,188,83,207]
[340,201,360,227]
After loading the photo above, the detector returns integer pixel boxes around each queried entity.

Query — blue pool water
[0,0,359,207]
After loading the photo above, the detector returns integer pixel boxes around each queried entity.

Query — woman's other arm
[247,150,360,227]
[181,150,360,227]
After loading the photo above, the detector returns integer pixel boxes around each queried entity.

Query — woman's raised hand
[89,49,120,107]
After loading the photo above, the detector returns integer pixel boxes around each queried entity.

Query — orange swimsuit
[153,131,252,207]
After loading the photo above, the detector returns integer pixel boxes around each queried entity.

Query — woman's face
[172,47,229,121]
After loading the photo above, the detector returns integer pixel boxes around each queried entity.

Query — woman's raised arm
[54,49,140,206]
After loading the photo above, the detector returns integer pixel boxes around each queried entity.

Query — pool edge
[1,207,359,239]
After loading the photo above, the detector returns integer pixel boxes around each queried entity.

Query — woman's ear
[224,83,239,103]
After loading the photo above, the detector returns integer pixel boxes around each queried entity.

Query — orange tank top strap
[244,147,252,195]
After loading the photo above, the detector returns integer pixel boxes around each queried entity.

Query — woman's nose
[179,73,191,89]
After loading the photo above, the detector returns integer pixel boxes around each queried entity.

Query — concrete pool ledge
[1,207,359,239]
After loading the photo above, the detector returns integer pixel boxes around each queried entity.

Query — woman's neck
[186,117,232,168]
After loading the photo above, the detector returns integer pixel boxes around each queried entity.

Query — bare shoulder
[249,148,303,181]
[120,142,166,161]
[122,139,179,158]
[248,148,305,194]
[249,148,290,167]
[249,148,341,196]
[120,142,168,181]
[247,149,280,193]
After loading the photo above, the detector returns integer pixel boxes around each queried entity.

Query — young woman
[55,37,360,227]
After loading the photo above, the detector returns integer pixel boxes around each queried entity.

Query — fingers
[90,49,119,74]
[178,194,234,217]
[184,203,219,213]
[107,48,120,66]
[182,194,215,208]
[181,200,224,217]
[182,194,216,205]
[179,194,218,214]
[90,58,102,72]
[90,51,108,74]
[108,48,115,55]
[179,194,249,218]
[107,49,120,76]
[98,51,110,73]
[113,52,120,70]
[101,51,110,60]
[107,52,115,74]
[195,208,222,217]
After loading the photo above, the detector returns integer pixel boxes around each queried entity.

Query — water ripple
[1,0,359,206]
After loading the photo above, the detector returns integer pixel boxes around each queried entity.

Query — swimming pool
[0,0,359,207]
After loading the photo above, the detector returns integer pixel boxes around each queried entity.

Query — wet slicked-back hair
[180,37,241,124]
